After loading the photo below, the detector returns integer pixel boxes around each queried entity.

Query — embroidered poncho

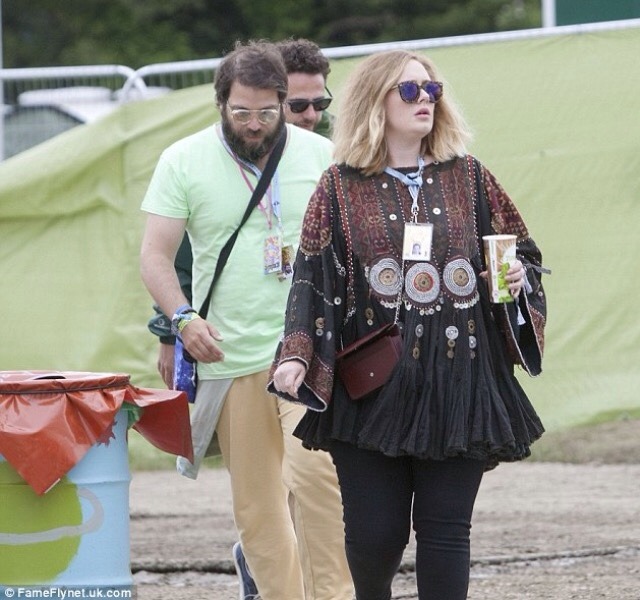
[269,155,547,467]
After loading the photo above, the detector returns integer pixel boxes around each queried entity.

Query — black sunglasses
[286,96,333,114]
[394,80,444,104]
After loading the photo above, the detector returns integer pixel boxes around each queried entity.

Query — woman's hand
[273,360,307,399]
[505,259,527,300]
[479,259,527,300]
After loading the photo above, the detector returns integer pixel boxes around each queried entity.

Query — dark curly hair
[214,40,288,106]
[276,38,331,79]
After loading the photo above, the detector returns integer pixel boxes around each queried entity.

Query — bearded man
[140,41,352,600]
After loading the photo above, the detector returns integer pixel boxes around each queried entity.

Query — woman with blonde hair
[332,51,470,173]
[270,49,548,600]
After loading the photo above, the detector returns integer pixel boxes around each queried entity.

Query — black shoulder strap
[472,156,493,270]
[472,156,522,336]
[197,126,287,317]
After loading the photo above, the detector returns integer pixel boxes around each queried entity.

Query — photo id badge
[402,222,433,261]
[278,244,295,281]
[264,234,283,274]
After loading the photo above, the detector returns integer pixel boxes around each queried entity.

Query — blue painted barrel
[0,372,134,588]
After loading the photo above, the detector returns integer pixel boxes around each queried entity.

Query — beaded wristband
[174,303,193,316]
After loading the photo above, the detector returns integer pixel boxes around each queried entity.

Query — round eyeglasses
[394,80,444,104]
[227,104,281,125]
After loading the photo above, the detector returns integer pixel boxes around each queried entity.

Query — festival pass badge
[402,223,433,261]
[264,234,283,274]
[278,244,295,281]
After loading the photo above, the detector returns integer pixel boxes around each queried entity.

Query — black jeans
[330,442,486,600]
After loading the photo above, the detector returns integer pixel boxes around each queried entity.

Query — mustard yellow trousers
[214,370,353,600]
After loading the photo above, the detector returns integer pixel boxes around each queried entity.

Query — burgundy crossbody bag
[331,165,404,400]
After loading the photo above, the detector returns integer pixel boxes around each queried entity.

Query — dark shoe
[232,542,260,600]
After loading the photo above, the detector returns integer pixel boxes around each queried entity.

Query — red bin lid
[0,370,131,389]
[0,370,193,494]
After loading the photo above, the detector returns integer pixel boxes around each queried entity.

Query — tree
[2,0,541,68]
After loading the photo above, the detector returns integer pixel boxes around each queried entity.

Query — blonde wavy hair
[332,50,472,175]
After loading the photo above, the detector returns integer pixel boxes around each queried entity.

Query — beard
[222,112,286,164]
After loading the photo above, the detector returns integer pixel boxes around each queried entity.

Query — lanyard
[384,156,425,222]
[236,163,278,229]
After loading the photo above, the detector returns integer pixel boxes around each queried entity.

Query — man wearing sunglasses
[277,37,334,137]
[140,41,352,600]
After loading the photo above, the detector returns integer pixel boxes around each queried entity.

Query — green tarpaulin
[2,26,639,431]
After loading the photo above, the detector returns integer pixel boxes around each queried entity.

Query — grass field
[127,414,640,471]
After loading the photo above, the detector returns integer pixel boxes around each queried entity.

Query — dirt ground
[129,451,640,599]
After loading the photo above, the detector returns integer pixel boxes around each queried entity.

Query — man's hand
[181,317,225,363]
[157,343,175,388]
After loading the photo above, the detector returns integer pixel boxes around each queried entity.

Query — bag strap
[196,127,287,318]
[331,163,403,330]
[471,156,525,337]
[471,156,492,270]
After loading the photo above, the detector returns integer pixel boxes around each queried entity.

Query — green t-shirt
[141,123,333,380]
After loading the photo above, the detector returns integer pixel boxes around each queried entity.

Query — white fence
[0,64,155,159]
[1,18,638,161]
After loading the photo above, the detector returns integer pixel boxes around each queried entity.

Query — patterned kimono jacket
[269,155,548,468]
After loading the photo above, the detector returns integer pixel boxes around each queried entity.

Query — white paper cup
[483,234,516,303]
